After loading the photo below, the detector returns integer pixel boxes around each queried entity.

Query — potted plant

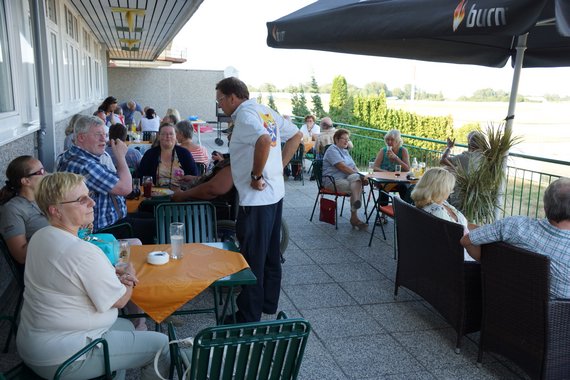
[454,122,522,224]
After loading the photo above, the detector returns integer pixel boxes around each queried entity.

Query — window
[0,1,14,113]
[45,0,57,24]
[49,31,60,103]
[64,6,77,41]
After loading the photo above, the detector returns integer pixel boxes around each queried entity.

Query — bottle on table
[411,157,419,176]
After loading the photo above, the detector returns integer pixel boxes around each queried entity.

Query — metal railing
[295,118,568,219]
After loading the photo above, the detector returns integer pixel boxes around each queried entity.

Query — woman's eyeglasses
[59,192,95,206]
[25,168,46,177]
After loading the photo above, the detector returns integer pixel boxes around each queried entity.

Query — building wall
[108,68,224,124]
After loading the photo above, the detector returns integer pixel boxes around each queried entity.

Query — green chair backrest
[155,201,217,244]
[313,159,325,189]
[172,316,311,380]
[2,338,112,380]
[97,222,134,240]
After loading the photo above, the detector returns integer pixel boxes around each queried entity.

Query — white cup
[169,222,185,260]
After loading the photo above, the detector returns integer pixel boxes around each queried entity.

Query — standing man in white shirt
[216,77,302,322]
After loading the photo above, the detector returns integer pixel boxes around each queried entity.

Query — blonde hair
[411,167,455,208]
[384,129,403,148]
[36,172,85,217]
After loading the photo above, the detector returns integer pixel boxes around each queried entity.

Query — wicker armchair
[393,197,481,352]
[478,242,570,379]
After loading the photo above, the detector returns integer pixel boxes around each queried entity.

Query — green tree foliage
[310,76,326,118]
[260,83,278,93]
[268,93,278,112]
[256,93,263,104]
[290,86,310,117]
[458,88,525,102]
[363,82,391,97]
[350,93,454,163]
[455,122,481,144]
[329,75,353,122]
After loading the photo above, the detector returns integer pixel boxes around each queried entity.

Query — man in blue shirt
[57,115,132,231]
[461,178,570,298]
[120,100,143,126]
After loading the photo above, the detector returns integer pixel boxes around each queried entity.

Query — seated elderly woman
[138,122,198,187]
[411,167,473,261]
[0,156,49,266]
[176,120,209,165]
[372,128,411,206]
[322,128,368,230]
[16,172,169,379]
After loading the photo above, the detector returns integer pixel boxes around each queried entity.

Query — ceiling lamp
[111,7,146,33]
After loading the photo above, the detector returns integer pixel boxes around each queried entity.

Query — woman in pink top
[176,120,209,164]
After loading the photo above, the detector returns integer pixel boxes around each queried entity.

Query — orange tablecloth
[303,140,315,153]
[130,244,249,323]
[127,197,144,213]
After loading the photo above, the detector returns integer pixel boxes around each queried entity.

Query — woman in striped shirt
[175,120,209,165]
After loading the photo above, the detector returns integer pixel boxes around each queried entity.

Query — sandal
[351,220,368,231]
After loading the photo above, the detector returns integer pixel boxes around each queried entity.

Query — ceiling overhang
[70,0,204,61]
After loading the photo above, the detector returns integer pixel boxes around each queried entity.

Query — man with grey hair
[461,177,570,298]
[120,100,143,126]
[441,130,484,207]
[314,117,353,156]
[57,115,132,231]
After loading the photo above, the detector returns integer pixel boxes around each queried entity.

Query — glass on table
[169,222,185,260]
[142,176,153,198]
[115,239,131,270]
[394,164,402,177]
[368,161,375,175]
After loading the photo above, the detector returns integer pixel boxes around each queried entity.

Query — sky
[171,0,570,99]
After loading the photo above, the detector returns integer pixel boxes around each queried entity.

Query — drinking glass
[116,240,130,270]
[368,161,375,175]
[169,222,185,260]
[142,176,153,198]
[394,164,402,177]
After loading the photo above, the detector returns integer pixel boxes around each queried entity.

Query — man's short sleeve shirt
[470,216,570,298]
[57,146,126,230]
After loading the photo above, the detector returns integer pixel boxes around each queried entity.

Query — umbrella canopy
[266,0,570,132]
[267,0,570,68]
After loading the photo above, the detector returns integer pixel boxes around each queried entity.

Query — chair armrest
[53,338,111,380]
[276,311,289,320]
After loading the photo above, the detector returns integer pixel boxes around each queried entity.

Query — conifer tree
[310,76,326,118]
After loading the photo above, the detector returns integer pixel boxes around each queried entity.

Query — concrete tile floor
[0,129,530,379]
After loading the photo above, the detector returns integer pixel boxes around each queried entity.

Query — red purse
[319,197,336,225]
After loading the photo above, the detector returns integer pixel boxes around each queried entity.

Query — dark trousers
[235,200,283,322]
[379,183,412,205]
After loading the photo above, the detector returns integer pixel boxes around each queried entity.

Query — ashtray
[147,251,169,265]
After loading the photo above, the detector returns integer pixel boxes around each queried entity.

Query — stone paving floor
[1,128,530,379]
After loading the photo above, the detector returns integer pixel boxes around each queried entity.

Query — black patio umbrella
[266,0,570,132]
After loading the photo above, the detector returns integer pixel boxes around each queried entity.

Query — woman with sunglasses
[16,172,169,379]
[0,156,49,265]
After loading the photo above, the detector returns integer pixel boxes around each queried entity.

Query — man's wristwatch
[251,172,263,181]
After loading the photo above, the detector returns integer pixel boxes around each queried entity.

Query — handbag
[319,197,336,225]
[78,228,119,265]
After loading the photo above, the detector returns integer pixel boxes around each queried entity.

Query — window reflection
[0,0,14,113]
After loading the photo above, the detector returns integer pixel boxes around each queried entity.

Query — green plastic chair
[168,312,311,380]
[287,143,306,185]
[97,222,134,240]
[155,201,217,244]
[1,338,113,380]
[0,236,24,353]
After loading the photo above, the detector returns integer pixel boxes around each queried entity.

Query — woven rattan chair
[478,242,570,379]
[393,197,481,352]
